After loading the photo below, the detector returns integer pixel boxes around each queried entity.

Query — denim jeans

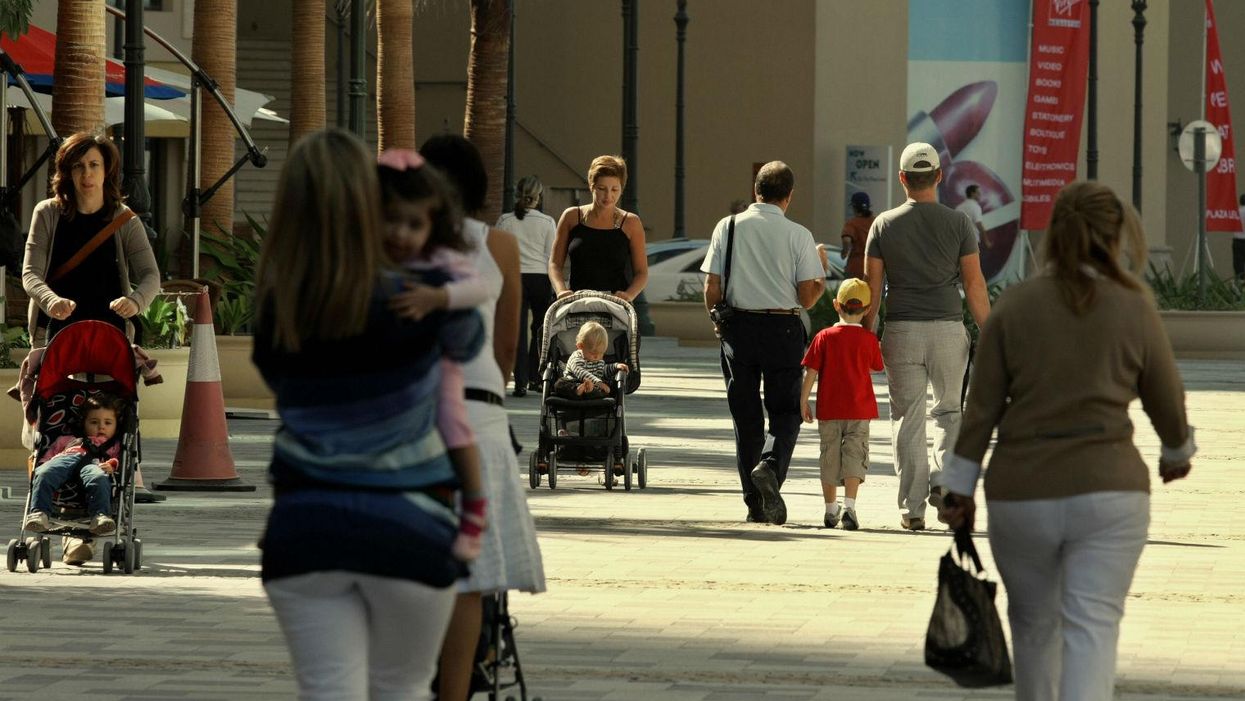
[880,320,970,519]
[988,491,1149,701]
[31,453,112,516]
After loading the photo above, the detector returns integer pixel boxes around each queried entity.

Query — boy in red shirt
[800,279,883,530]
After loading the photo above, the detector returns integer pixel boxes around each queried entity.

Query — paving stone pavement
[0,336,1241,700]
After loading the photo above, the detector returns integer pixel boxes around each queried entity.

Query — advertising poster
[908,0,1030,283]
[844,145,893,217]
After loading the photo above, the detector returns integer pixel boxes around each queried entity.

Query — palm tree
[289,0,326,145]
[52,0,106,136]
[191,0,237,247]
[463,0,510,223]
[377,0,414,151]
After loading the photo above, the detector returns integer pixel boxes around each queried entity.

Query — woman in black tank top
[549,155,648,302]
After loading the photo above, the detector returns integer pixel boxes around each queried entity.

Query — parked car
[645,239,846,303]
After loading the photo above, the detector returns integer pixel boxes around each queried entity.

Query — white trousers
[987,491,1149,701]
[265,571,456,701]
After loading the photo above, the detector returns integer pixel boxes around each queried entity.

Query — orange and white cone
[155,292,255,492]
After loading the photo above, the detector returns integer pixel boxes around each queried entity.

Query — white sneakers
[23,511,49,532]
[89,514,116,535]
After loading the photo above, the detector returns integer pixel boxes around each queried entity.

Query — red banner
[1020,0,1090,230]
[1205,0,1242,233]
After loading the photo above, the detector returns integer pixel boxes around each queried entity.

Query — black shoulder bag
[708,216,736,332]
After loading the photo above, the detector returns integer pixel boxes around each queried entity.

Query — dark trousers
[516,273,554,388]
[719,313,806,512]
[1234,238,1245,282]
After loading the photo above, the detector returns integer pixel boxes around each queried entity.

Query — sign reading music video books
[1204,0,1242,233]
[1020,0,1090,230]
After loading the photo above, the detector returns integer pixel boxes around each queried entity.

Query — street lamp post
[503,2,517,213]
[348,0,367,136]
[1131,1,1147,211]
[337,3,348,127]
[1087,0,1099,180]
[673,0,688,239]
[621,0,638,213]
[122,0,153,239]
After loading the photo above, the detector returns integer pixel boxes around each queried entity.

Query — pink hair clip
[377,148,426,172]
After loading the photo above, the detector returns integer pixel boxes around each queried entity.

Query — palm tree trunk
[191,0,237,247]
[288,0,326,145]
[52,0,105,136]
[377,0,415,152]
[464,0,510,222]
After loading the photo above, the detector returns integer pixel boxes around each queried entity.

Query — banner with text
[1205,0,1241,233]
[1020,0,1089,230]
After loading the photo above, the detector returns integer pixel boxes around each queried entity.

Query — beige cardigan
[21,198,161,344]
[944,275,1194,501]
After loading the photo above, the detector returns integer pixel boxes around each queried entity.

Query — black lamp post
[673,0,688,239]
[337,2,348,127]
[1087,0,1099,180]
[621,0,638,213]
[122,0,153,239]
[348,0,367,136]
[503,2,517,213]
[1131,0,1147,211]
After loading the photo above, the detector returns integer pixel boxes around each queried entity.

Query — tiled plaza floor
[1,337,1241,700]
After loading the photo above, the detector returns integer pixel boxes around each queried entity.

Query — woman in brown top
[939,181,1194,701]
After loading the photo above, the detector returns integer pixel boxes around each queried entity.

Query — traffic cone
[155,292,255,492]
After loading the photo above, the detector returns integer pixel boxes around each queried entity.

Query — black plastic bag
[925,529,1013,687]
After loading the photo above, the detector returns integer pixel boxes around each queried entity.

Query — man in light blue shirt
[702,161,828,525]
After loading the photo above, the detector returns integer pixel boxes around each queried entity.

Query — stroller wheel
[623,454,633,491]
[100,540,114,575]
[547,453,558,490]
[25,539,40,573]
[637,448,648,489]
[603,454,614,491]
[121,539,135,575]
[134,539,143,571]
[6,538,19,572]
[40,537,52,569]
[528,452,541,489]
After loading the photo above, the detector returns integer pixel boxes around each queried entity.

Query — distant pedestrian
[954,184,990,248]
[800,279,883,530]
[939,180,1195,700]
[549,155,648,303]
[841,192,874,279]
[701,161,830,525]
[1234,194,1245,281]
[496,176,557,397]
[862,142,990,531]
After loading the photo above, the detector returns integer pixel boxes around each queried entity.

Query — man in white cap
[862,142,990,531]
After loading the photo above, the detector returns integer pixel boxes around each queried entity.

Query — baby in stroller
[23,392,125,536]
[553,321,629,402]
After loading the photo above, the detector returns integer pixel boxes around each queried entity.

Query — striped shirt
[563,350,606,384]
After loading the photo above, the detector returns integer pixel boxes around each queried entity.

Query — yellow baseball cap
[836,278,871,313]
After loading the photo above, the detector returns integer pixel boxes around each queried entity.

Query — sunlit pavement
[1,337,1241,700]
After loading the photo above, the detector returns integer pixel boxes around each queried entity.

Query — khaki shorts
[817,419,870,486]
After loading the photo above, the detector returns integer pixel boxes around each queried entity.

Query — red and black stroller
[5,321,144,574]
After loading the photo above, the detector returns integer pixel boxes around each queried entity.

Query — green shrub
[138,295,190,349]
[201,212,264,334]
[1147,265,1245,311]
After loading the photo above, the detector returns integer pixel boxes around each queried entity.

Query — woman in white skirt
[418,135,547,701]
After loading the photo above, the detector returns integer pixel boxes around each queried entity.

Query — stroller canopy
[35,321,138,401]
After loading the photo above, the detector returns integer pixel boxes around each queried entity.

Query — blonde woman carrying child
[800,279,883,530]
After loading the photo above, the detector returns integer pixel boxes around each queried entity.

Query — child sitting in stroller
[23,392,125,536]
[554,321,628,401]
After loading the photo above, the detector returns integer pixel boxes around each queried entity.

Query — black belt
[736,307,801,316]
[465,388,505,407]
